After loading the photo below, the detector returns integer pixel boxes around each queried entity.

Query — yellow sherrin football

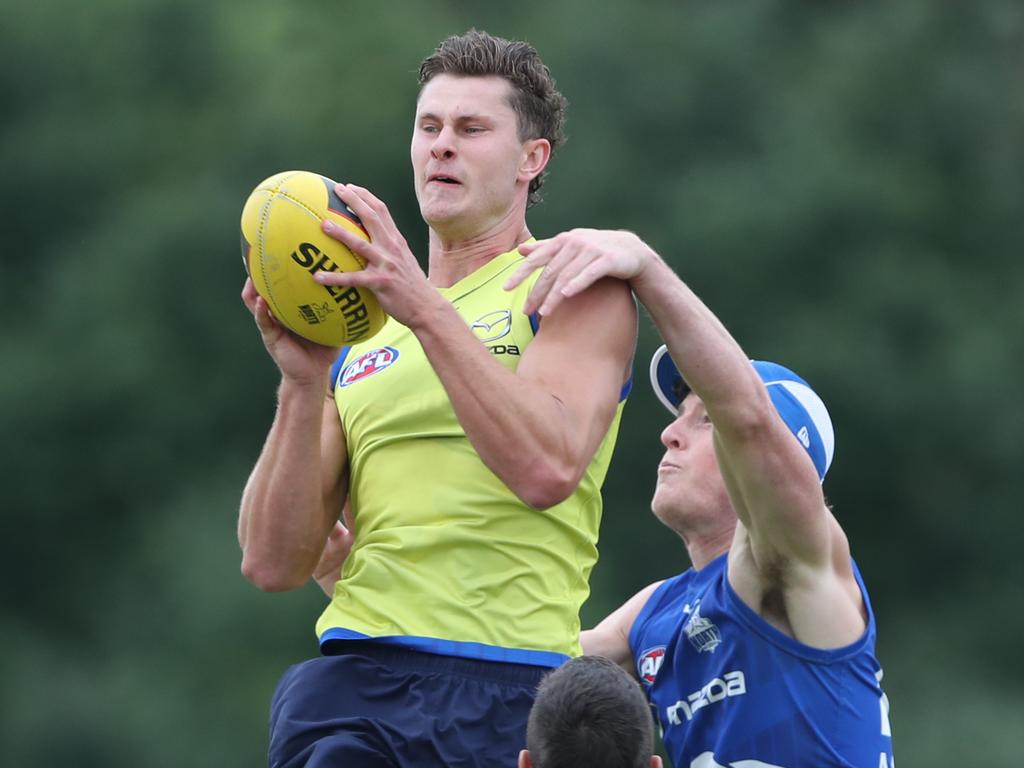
[241,170,387,346]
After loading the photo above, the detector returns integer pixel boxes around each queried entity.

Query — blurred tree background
[2,0,1021,764]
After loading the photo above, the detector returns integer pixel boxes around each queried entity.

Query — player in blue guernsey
[505,230,894,768]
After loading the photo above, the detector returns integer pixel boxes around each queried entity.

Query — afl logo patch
[637,646,666,686]
[339,347,400,387]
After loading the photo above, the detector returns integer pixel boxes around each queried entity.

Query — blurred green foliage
[3,0,1022,764]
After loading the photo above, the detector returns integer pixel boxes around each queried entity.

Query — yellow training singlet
[316,246,629,666]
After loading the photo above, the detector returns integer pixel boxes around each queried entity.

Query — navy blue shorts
[268,641,549,768]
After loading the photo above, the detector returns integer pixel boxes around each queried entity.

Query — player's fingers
[312,268,376,289]
[330,521,353,551]
[328,518,354,555]
[325,520,346,541]
[334,184,384,235]
[537,254,592,316]
[343,183,381,209]
[512,238,562,299]
[561,259,610,298]
[337,184,402,243]
[502,263,534,291]
[252,295,285,340]
[330,189,409,259]
[345,184,399,230]
[523,239,581,316]
[504,239,554,290]
[538,254,595,315]
[241,278,259,311]
[337,184,377,216]
[254,296,278,328]
[322,220,380,263]
[341,502,356,533]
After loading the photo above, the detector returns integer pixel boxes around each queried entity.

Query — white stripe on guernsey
[765,379,835,471]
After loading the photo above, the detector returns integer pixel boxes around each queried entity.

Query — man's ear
[517,138,551,185]
[518,748,533,768]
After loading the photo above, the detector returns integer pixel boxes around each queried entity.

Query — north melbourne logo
[683,601,722,654]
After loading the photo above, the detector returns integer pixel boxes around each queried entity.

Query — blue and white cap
[649,345,835,481]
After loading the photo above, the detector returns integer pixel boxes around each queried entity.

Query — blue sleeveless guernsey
[629,553,894,768]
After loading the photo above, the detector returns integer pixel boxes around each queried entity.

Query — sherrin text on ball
[240,170,387,346]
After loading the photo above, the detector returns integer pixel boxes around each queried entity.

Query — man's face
[651,394,731,530]
[411,74,535,239]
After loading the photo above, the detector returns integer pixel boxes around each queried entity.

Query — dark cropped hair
[526,656,654,768]
[418,29,567,207]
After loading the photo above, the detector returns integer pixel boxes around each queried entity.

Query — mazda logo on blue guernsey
[637,645,666,686]
[470,309,512,342]
[339,347,400,387]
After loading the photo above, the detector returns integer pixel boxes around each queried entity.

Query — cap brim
[649,345,686,415]
[648,346,834,481]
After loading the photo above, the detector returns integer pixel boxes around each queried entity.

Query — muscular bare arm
[632,256,865,648]
[409,277,635,507]
[314,187,637,509]
[237,279,350,591]
[507,229,866,647]
[581,581,664,673]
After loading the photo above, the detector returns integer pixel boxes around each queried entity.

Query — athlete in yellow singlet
[238,31,637,768]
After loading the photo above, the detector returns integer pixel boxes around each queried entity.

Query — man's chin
[421,203,464,231]
[651,488,697,534]
[650,492,676,525]
[651,477,680,508]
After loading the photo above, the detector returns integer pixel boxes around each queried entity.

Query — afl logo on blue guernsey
[638,646,666,687]
[339,347,400,387]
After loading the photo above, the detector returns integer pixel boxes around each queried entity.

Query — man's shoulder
[632,570,694,627]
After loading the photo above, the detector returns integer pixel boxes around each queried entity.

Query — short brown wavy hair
[418,29,567,207]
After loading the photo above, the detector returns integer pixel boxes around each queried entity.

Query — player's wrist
[278,368,331,398]
[627,242,667,293]
[401,286,453,333]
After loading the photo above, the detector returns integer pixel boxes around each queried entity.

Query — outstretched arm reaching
[507,229,866,649]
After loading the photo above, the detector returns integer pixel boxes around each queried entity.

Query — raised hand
[241,278,342,384]
[314,184,445,329]
[503,229,659,316]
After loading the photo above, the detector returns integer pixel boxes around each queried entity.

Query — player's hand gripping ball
[240,170,387,346]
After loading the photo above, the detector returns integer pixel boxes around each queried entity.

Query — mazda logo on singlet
[470,310,512,343]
